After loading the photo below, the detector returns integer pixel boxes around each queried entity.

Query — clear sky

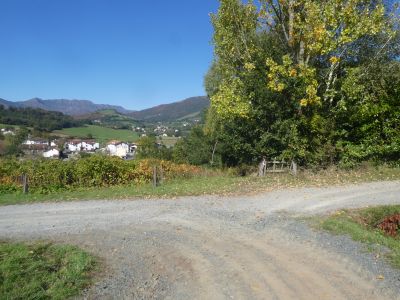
[0,0,219,110]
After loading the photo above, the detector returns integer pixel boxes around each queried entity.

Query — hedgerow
[0,156,202,193]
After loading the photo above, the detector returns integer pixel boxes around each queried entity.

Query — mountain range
[0,96,210,122]
[0,98,130,115]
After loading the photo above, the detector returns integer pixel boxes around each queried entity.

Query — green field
[53,125,139,143]
[0,124,19,129]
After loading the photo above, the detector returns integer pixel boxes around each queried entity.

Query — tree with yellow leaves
[205,0,399,166]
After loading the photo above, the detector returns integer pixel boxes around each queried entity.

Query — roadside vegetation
[316,205,400,268]
[0,241,96,299]
[1,163,399,206]
[0,156,201,195]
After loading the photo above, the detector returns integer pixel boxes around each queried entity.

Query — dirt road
[0,181,399,299]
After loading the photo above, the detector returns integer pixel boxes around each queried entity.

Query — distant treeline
[0,105,82,131]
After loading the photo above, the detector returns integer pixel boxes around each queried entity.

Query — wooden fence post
[22,174,29,194]
[159,166,163,185]
[153,166,157,187]
[258,157,266,177]
[290,160,298,176]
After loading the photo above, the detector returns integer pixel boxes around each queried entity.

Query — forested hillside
[129,96,210,122]
[0,105,80,131]
[199,0,400,167]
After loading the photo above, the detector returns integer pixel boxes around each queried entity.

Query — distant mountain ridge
[0,96,210,122]
[0,98,130,116]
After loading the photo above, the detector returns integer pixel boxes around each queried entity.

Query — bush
[0,156,202,194]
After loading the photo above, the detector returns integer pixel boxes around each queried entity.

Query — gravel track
[0,181,399,299]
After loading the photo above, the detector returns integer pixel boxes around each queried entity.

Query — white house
[106,141,136,158]
[43,148,60,158]
[1,128,15,136]
[23,138,48,146]
[66,139,100,152]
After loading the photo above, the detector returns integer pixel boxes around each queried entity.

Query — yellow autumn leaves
[210,0,389,117]
[211,77,252,119]
[266,55,321,107]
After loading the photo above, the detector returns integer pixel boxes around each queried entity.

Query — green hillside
[53,125,139,144]
[74,109,140,129]
[0,105,80,131]
[129,96,209,122]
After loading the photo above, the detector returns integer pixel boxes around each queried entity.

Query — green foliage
[0,105,80,131]
[205,0,400,167]
[136,136,172,160]
[2,127,29,157]
[0,242,96,299]
[337,61,400,166]
[0,156,201,194]
[173,126,216,166]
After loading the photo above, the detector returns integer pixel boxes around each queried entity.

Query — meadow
[53,125,139,143]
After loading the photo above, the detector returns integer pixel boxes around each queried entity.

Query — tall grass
[0,242,96,299]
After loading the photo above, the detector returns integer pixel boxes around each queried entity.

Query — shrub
[0,156,202,194]
[378,214,400,237]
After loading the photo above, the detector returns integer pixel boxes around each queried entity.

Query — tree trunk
[211,140,218,165]
[298,40,305,65]
[288,0,295,46]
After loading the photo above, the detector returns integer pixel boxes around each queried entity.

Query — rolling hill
[0,98,16,109]
[128,96,210,122]
[0,96,210,122]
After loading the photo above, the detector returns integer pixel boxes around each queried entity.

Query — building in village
[21,138,59,158]
[23,138,55,146]
[0,128,15,136]
[43,148,60,158]
[105,140,137,158]
[65,139,100,152]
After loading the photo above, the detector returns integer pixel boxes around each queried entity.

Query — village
[1,126,139,159]
[21,137,138,159]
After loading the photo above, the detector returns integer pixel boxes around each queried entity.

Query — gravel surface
[0,180,399,299]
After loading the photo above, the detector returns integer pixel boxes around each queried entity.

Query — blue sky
[0,0,219,110]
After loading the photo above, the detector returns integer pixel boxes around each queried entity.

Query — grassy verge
[314,205,400,268]
[0,242,96,299]
[0,165,399,206]
[0,176,259,205]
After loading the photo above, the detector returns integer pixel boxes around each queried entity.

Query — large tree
[207,0,399,166]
